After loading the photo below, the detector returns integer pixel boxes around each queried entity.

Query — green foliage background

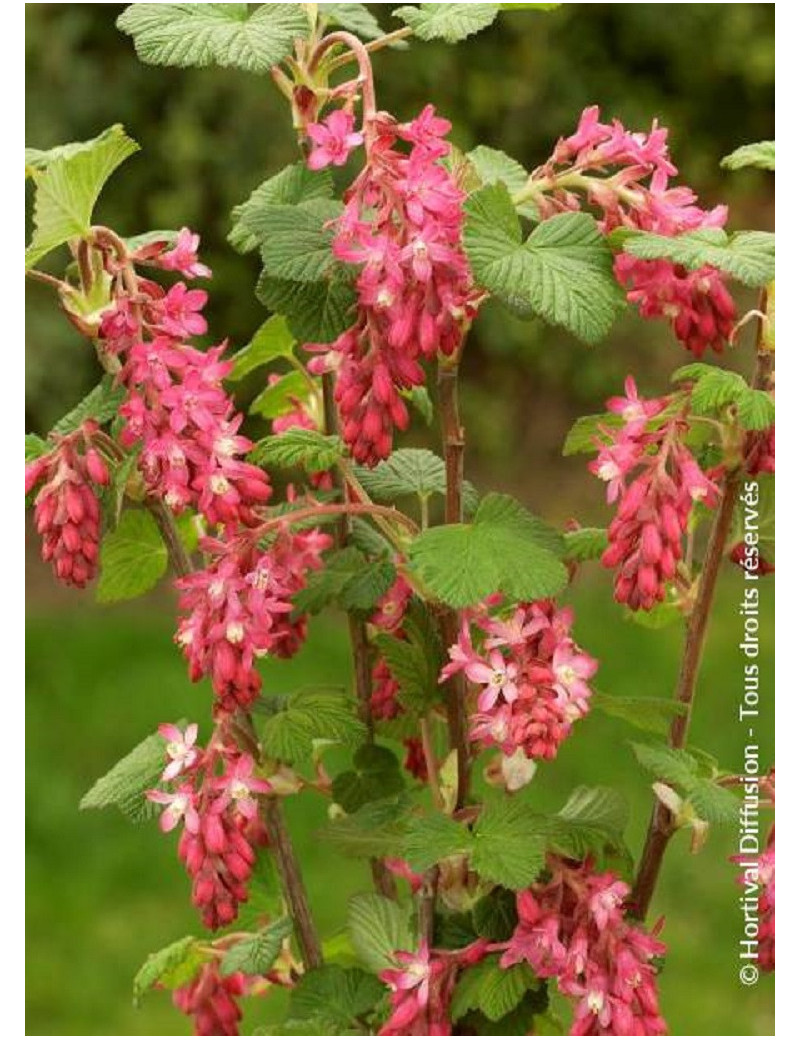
[26,3,774,1035]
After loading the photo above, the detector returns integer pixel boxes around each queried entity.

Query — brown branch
[148,499,193,579]
[436,358,471,811]
[263,797,324,969]
[630,299,774,920]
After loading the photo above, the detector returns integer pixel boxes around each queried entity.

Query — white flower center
[210,475,230,495]
[226,621,245,644]
[230,780,250,802]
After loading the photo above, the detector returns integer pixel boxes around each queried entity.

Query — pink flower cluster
[175,525,331,713]
[147,724,270,930]
[306,109,364,170]
[501,858,667,1036]
[173,961,248,1035]
[442,599,598,761]
[307,105,479,464]
[26,423,109,588]
[591,377,718,610]
[99,239,271,529]
[540,106,736,357]
[379,939,488,1035]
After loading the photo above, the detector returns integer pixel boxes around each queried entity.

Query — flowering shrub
[25,4,774,1036]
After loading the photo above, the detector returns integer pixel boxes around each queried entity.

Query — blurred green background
[26,3,774,1036]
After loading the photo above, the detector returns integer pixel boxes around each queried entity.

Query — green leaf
[317,794,411,859]
[348,893,416,972]
[466,146,539,220]
[249,370,310,419]
[500,2,561,9]
[452,955,537,1023]
[622,228,775,288]
[26,124,139,268]
[373,609,442,712]
[230,163,334,254]
[471,800,546,889]
[133,935,209,1005]
[259,199,343,283]
[563,527,607,563]
[736,388,775,431]
[686,779,742,824]
[219,918,293,976]
[472,888,517,942]
[402,812,471,871]
[630,741,699,788]
[464,184,624,344]
[624,600,684,630]
[333,744,406,813]
[294,546,395,615]
[593,692,685,736]
[117,3,310,74]
[562,411,622,455]
[50,376,127,438]
[393,3,499,42]
[96,509,167,604]
[289,965,386,1030]
[402,385,434,425]
[250,429,344,473]
[354,448,480,514]
[408,492,567,608]
[80,728,166,823]
[721,141,775,172]
[25,433,49,464]
[321,4,387,41]
[261,689,366,764]
[257,271,357,344]
[228,315,296,381]
[546,785,629,858]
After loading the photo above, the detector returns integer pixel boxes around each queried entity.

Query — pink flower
[607,376,664,429]
[157,282,208,338]
[552,641,598,718]
[212,754,271,819]
[160,227,212,279]
[466,650,519,711]
[158,722,200,781]
[147,786,200,834]
[306,109,364,169]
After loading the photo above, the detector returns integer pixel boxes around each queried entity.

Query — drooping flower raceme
[175,525,332,713]
[26,422,110,588]
[534,106,737,357]
[501,857,667,1036]
[442,599,598,762]
[306,105,480,465]
[590,376,718,610]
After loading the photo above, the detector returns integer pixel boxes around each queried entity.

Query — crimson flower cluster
[305,105,480,465]
[590,377,718,610]
[379,939,489,1035]
[173,962,249,1036]
[175,525,332,713]
[147,724,270,930]
[98,237,270,528]
[501,857,666,1036]
[26,422,110,588]
[537,105,737,357]
[442,599,598,762]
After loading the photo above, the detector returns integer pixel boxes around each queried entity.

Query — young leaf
[249,370,310,419]
[622,228,775,288]
[562,411,622,455]
[228,315,296,381]
[332,744,405,813]
[259,199,343,283]
[230,163,334,254]
[321,4,387,41]
[25,433,49,464]
[117,3,310,74]
[721,141,775,172]
[630,741,699,788]
[736,388,775,431]
[26,124,139,269]
[250,430,345,473]
[293,546,395,615]
[256,271,357,344]
[393,3,500,43]
[348,892,416,972]
[96,509,167,604]
[408,492,567,608]
[686,779,742,824]
[402,812,472,871]
[219,918,293,976]
[563,527,607,563]
[288,965,386,1030]
[592,692,686,736]
[80,728,166,823]
[133,935,208,1005]
[624,600,684,630]
[49,376,127,437]
[260,689,366,764]
[466,146,539,220]
[546,785,629,858]
[464,184,624,344]
[471,799,546,889]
